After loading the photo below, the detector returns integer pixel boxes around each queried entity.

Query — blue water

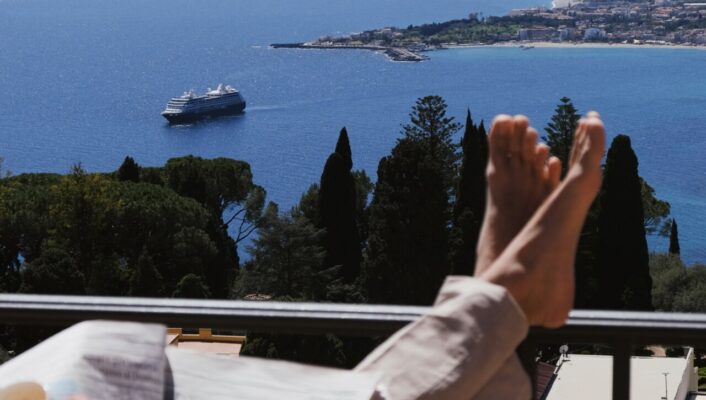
[1,0,705,264]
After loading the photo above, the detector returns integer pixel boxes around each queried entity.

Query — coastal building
[509,7,549,16]
[541,349,702,400]
[584,27,608,40]
[518,28,557,41]
[559,27,578,41]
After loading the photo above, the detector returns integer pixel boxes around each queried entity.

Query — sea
[1,0,705,265]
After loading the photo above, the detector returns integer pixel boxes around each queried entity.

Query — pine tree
[364,138,450,305]
[364,97,460,305]
[449,110,488,275]
[598,135,653,310]
[318,152,361,282]
[117,156,140,182]
[543,97,580,177]
[669,218,681,255]
[402,95,461,193]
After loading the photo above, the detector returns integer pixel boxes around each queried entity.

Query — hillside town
[273,1,706,61]
[510,0,706,45]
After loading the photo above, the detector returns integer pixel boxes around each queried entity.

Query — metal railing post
[612,340,631,400]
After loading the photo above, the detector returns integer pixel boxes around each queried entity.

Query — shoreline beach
[443,41,706,51]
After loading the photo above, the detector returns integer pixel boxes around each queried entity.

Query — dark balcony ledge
[4,293,706,399]
[3,293,706,345]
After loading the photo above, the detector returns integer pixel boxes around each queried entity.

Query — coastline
[271,40,706,64]
[444,41,706,51]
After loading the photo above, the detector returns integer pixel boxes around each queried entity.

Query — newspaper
[0,321,381,400]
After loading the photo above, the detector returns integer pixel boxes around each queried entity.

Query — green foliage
[0,155,264,301]
[20,246,85,295]
[319,152,361,281]
[364,138,451,305]
[573,198,602,309]
[363,96,464,305]
[351,170,373,249]
[402,95,461,193]
[669,219,681,255]
[599,135,652,310]
[293,184,320,224]
[335,127,353,171]
[543,97,580,177]
[172,273,212,299]
[449,110,487,275]
[238,207,326,300]
[129,250,164,297]
[651,253,706,313]
[117,156,140,182]
[641,178,671,236]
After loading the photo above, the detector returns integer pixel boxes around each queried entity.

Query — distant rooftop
[167,328,245,358]
[544,351,697,400]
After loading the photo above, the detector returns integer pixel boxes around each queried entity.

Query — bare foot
[480,113,605,328]
[475,115,561,276]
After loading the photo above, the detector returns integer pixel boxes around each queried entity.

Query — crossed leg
[479,112,605,327]
[475,115,561,277]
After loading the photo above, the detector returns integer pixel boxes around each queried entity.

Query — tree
[164,156,272,296]
[449,110,488,275]
[172,273,212,299]
[318,152,361,282]
[241,205,325,300]
[641,178,671,236]
[20,246,85,295]
[128,250,164,297]
[401,95,461,193]
[164,156,269,246]
[543,97,580,177]
[598,135,652,310]
[364,97,461,305]
[650,253,706,313]
[335,127,353,171]
[364,138,450,305]
[117,156,140,182]
[669,219,681,255]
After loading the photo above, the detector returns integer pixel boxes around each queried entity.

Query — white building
[542,349,704,400]
[584,27,608,41]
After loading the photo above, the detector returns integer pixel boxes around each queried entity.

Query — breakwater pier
[271,42,428,62]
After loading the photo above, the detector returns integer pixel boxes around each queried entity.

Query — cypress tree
[117,156,140,182]
[543,97,580,177]
[318,152,361,282]
[449,110,488,275]
[335,127,353,171]
[669,218,681,255]
[598,135,652,310]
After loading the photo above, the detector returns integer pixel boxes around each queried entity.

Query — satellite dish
[559,345,569,355]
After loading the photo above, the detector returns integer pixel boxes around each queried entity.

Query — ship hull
[162,101,246,124]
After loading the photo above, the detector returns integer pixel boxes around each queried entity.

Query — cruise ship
[161,84,246,124]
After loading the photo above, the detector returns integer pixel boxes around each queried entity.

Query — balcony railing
[3,294,706,399]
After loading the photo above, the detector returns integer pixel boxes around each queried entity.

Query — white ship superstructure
[161,84,246,123]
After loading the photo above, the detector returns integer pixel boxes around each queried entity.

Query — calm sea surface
[1,0,705,264]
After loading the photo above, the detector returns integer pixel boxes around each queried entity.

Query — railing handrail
[4,293,706,399]
[2,293,706,344]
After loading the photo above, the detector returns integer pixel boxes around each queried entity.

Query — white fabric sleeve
[355,276,531,400]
